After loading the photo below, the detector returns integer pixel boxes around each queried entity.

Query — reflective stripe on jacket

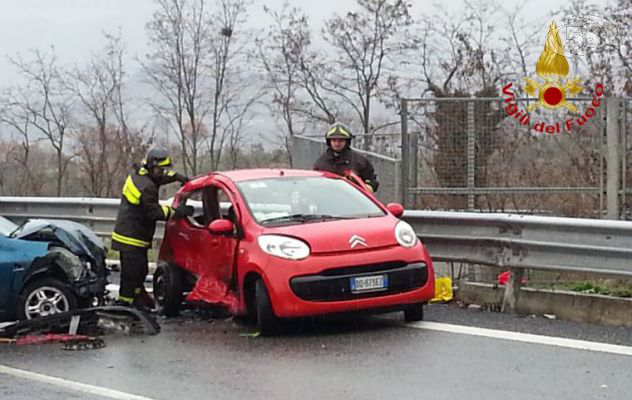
[111,166,180,251]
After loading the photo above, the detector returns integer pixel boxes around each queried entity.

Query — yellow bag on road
[430,277,453,303]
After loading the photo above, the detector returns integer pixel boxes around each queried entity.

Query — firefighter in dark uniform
[112,148,193,308]
[313,122,379,192]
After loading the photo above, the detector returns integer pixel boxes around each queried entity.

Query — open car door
[164,180,241,312]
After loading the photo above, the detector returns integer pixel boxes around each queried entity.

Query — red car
[154,169,435,335]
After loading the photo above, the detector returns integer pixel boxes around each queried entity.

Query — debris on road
[0,333,106,350]
[0,305,161,349]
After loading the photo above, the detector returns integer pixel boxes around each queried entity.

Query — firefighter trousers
[118,249,149,301]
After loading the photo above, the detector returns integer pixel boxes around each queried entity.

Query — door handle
[211,239,219,246]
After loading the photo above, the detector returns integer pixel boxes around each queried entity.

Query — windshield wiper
[8,220,27,238]
[260,214,350,224]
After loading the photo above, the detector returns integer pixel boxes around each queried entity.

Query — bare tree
[257,4,307,165]
[143,0,250,175]
[67,33,133,197]
[554,0,631,96]
[0,93,47,195]
[605,0,631,95]
[223,94,259,169]
[416,0,507,96]
[409,0,510,208]
[143,0,213,176]
[109,35,152,183]
[322,0,413,135]
[206,0,250,171]
[9,50,74,196]
[502,5,540,82]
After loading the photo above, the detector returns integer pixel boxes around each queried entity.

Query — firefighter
[313,122,379,192]
[111,148,193,310]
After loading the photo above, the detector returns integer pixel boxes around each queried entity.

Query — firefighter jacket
[111,165,186,251]
[313,146,380,192]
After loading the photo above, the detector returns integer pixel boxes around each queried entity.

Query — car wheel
[17,277,78,320]
[403,303,424,322]
[153,262,184,317]
[255,279,280,336]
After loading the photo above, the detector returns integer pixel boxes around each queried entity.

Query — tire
[17,277,77,320]
[255,279,280,336]
[403,303,424,322]
[153,262,184,317]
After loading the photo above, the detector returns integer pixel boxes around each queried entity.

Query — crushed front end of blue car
[0,217,108,321]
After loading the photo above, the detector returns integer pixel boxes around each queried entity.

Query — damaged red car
[154,169,435,335]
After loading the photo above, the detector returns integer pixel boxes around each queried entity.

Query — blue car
[0,216,108,321]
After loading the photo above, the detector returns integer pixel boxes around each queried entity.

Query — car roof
[213,168,329,182]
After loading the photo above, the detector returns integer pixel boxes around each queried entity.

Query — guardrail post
[606,98,621,219]
[400,99,409,207]
[502,268,524,313]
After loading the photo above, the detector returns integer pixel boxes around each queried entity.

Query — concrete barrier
[455,282,632,328]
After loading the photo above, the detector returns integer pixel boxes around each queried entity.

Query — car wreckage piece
[0,306,161,338]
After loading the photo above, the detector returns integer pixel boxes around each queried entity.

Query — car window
[202,185,239,234]
[236,177,385,225]
[181,190,206,227]
[0,216,18,237]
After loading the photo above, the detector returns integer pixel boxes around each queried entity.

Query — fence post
[467,101,475,210]
[400,99,409,207]
[621,99,628,219]
[606,98,621,219]
[410,129,419,208]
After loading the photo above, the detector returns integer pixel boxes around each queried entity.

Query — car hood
[263,216,399,254]
[12,219,106,263]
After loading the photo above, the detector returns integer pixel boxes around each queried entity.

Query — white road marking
[0,364,158,400]
[407,321,632,357]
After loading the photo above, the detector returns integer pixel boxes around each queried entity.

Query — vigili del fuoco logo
[502,21,604,134]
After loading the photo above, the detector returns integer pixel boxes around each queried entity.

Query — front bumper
[262,244,435,318]
[290,261,428,302]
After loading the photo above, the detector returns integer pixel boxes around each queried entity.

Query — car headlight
[395,221,417,248]
[258,235,310,260]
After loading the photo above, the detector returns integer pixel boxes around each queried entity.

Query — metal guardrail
[0,197,123,238]
[402,211,632,278]
[2,197,631,277]
[0,196,164,239]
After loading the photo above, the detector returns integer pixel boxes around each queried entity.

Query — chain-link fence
[295,133,403,159]
[290,97,629,219]
[400,97,632,219]
[290,135,400,204]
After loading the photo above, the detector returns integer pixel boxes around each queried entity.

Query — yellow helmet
[143,147,171,169]
[325,122,353,148]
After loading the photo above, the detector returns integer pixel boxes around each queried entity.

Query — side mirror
[386,203,404,218]
[208,219,234,234]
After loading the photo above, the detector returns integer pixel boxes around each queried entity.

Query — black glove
[173,204,194,219]
[175,173,190,185]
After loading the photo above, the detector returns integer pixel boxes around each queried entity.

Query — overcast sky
[0,0,575,83]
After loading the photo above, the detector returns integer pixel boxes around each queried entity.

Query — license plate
[350,275,388,293]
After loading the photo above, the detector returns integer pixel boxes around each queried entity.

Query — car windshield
[236,176,385,225]
[0,216,18,237]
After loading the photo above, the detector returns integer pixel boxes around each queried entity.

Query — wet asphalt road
[1,304,631,400]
